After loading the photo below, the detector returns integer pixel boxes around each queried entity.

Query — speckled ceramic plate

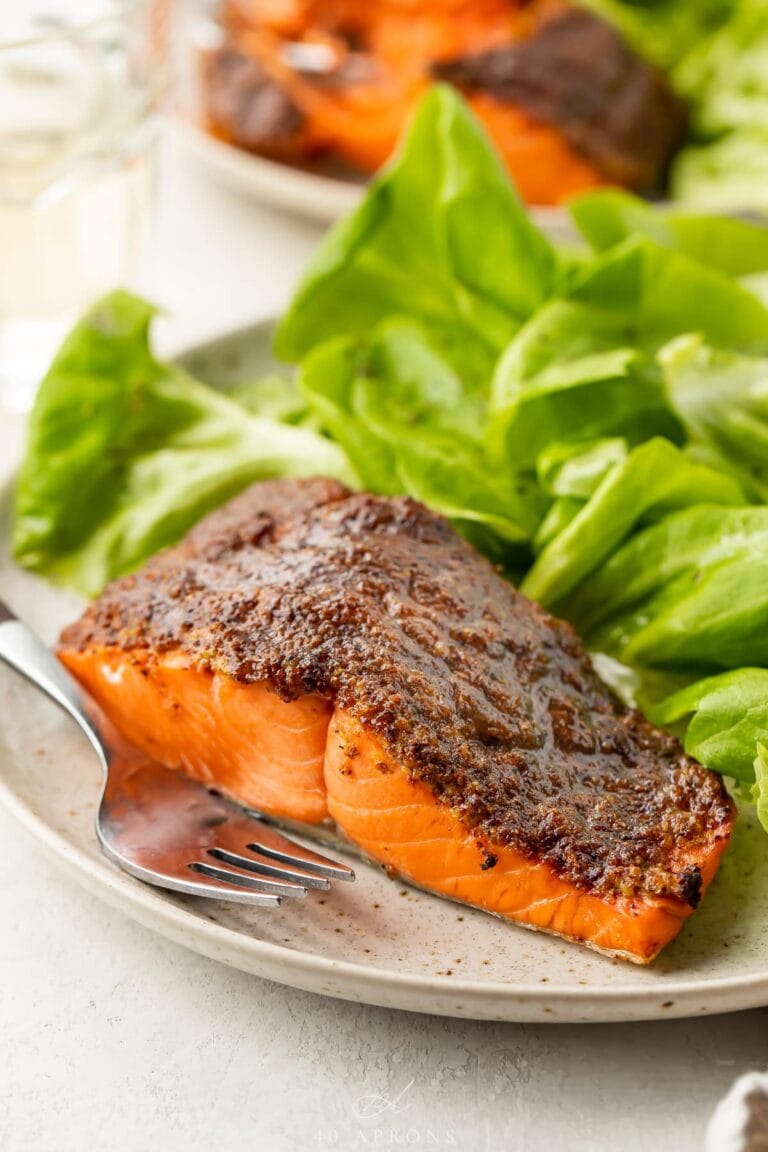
[171,117,581,244]
[1,320,768,1023]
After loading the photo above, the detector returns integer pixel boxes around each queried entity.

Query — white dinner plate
[1,319,767,1023]
[171,117,581,244]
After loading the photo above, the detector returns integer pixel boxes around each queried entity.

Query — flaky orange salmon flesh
[59,478,735,964]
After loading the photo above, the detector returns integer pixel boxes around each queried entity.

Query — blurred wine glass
[0,0,166,411]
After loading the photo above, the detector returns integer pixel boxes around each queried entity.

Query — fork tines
[189,830,355,906]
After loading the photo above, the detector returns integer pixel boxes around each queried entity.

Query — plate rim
[2,317,768,1021]
[5,743,768,1018]
[169,115,581,240]
[170,116,364,225]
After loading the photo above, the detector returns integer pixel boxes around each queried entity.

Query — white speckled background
[0,129,766,1151]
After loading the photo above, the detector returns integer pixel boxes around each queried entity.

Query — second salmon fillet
[59,478,734,963]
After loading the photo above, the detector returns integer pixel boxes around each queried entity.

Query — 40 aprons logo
[315,1079,458,1146]
[352,1079,416,1122]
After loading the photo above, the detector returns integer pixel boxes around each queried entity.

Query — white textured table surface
[1,132,766,1152]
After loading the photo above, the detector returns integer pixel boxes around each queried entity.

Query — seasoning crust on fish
[60,478,734,962]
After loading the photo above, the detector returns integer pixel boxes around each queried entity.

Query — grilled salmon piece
[60,648,332,824]
[324,711,726,963]
[59,478,734,963]
[204,2,686,203]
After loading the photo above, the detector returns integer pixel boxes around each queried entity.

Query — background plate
[171,118,581,244]
[1,319,767,1023]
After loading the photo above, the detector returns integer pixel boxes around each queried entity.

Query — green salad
[13,86,768,830]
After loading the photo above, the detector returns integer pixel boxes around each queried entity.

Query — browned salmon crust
[61,478,734,906]
[434,7,688,192]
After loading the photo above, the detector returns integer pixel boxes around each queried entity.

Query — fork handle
[0,600,108,774]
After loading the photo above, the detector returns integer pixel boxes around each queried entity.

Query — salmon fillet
[205,2,686,202]
[59,478,734,963]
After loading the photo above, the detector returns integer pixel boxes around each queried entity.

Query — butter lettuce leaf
[661,334,768,502]
[522,438,744,608]
[570,189,768,276]
[754,744,768,833]
[671,0,768,209]
[229,373,311,424]
[570,505,768,669]
[489,233,768,468]
[12,292,353,596]
[299,320,544,551]
[564,236,768,353]
[671,128,768,212]
[275,85,557,370]
[675,0,768,138]
[490,309,679,469]
[650,669,768,783]
[536,438,629,501]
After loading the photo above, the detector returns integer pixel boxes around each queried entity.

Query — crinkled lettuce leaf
[671,0,768,208]
[671,129,768,211]
[299,319,544,551]
[661,334,768,502]
[754,743,768,833]
[12,292,353,596]
[489,308,679,470]
[536,438,629,501]
[564,236,768,353]
[532,439,629,554]
[650,669,768,783]
[521,438,744,608]
[675,0,768,137]
[488,233,768,471]
[568,505,768,669]
[275,85,558,370]
[570,189,768,276]
[229,372,311,425]
[649,675,768,820]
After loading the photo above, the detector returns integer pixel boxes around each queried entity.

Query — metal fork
[0,601,354,906]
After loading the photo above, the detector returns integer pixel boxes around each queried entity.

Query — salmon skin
[60,478,734,964]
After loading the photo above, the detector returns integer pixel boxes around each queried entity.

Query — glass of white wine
[0,1,166,410]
